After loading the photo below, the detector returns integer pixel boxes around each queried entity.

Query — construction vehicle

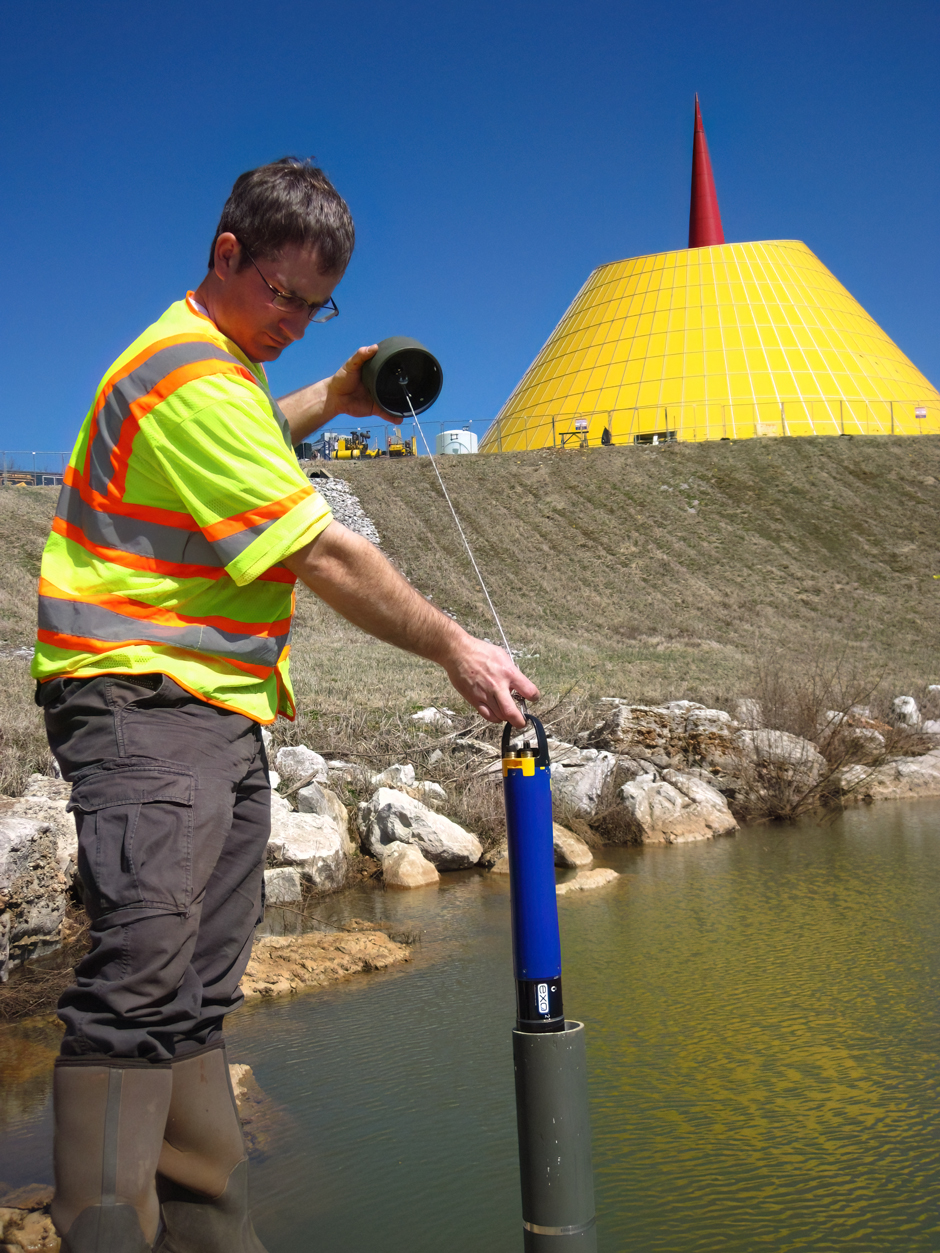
[386,426,417,457]
[303,430,381,460]
[335,431,381,459]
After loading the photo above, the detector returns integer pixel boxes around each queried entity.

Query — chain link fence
[485,399,940,451]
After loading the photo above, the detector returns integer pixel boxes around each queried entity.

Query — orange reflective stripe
[201,484,315,542]
[257,565,297,585]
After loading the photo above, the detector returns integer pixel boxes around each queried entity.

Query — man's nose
[279,313,308,342]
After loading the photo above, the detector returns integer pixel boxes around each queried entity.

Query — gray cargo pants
[37,673,270,1062]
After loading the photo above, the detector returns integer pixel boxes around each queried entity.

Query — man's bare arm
[277,345,397,445]
[282,522,539,726]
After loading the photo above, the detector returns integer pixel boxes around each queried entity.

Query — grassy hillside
[2,435,939,790]
[333,434,940,702]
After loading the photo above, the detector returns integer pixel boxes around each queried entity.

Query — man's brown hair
[209,157,354,275]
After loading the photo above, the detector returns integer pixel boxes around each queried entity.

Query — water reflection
[1,804,939,1250]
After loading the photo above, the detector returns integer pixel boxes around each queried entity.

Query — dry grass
[0,488,60,795]
[3,437,940,794]
[331,435,940,706]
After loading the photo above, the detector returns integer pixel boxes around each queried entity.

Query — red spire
[688,94,725,248]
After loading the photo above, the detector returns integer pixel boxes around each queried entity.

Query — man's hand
[277,345,398,444]
[439,634,538,726]
[283,522,539,726]
[323,345,398,423]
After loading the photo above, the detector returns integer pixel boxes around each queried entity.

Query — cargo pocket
[68,765,195,919]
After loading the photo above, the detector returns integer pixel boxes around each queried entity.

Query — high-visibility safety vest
[31,295,333,723]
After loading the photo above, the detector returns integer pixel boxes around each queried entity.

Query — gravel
[300,468,381,546]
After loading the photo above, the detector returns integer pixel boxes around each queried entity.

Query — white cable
[403,391,516,662]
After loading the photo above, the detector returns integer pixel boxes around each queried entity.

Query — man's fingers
[345,344,378,370]
[513,676,540,702]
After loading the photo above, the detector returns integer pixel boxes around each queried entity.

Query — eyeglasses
[240,245,339,323]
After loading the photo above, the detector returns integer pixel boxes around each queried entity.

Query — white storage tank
[435,429,478,455]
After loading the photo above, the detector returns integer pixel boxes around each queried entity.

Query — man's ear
[212,232,240,281]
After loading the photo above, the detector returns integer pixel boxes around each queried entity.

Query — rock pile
[0,1184,57,1251]
[358,787,482,869]
[0,776,73,982]
[301,472,382,546]
[5,684,940,982]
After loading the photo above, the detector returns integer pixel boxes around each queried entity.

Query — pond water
[2,802,940,1251]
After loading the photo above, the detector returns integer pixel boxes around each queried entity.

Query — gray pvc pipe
[512,1021,597,1249]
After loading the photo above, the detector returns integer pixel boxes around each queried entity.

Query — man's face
[210,235,342,363]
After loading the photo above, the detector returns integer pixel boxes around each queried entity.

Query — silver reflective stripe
[56,483,225,569]
[259,387,293,450]
[522,1217,596,1236]
[87,342,247,495]
[38,595,286,669]
[206,517,281,564]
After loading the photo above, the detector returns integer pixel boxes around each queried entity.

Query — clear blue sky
[2,0,937,454]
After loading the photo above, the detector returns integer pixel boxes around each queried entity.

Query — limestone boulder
[734,728,826,785]
[0,810,69,980]
[616,770,738,844]
[891,696,921,727]
[297,782,355,855]
[817,712,886,756]
[556,868,619,896]
[550,751,617,817]
[325,760,360,785]
[382,841,441,888]
[19,774,76,883]
[733,698,763,729]
[263,867,303,904]
[270,790,292,815]
[371,763,416,789]
[552,823,593,868]
[679,704,739,769]
[274,745,329,786]
[356,788,482,869]
[838,749,940,803]
[266,811,347,892]
[412,780,448,804]
[593,704,676,766]
[593,701,739,771]
[0,1205,58,1251]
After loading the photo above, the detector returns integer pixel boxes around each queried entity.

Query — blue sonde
[502,715,597,1249]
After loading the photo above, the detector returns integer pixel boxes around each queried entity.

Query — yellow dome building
[482,104,939,452]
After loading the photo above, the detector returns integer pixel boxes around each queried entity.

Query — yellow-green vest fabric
[31,295,332,722]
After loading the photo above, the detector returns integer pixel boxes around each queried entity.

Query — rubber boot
[51,1057,173,1253]
[154,1039,267,1253]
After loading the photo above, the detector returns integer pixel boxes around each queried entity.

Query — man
[33,157,538,1253]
